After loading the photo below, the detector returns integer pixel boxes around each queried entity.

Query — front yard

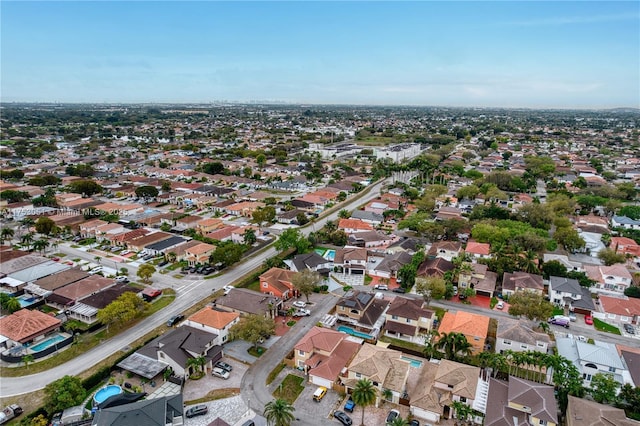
[593,318,622,335]
[273,374,305,404]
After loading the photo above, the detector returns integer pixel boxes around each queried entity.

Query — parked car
[121,250,130,255]
[166,314,184,327]
[241,421,255,426]
[548,317,570,328]
[374,284,389,291]
[386,409,400,424]
[333,410,352,426]
[410,420,420,426]
[293,309,311,317]
[115,276,130,283]
[158,260,169,267]
[453,286,458,296]
[212,367,230,379]
[344,397,355,413]
[496,301,504,310]
[313,386,328,402]
[292,301,307,309]
[185,405,208,418]
[215,361,233,372]
[624,324,635,334]
[392,288,406,294]
[569,312,577,322]
[585,315,593,325]
[458,293,467,300]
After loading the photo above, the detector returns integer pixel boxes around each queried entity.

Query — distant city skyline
[2,1,639,109]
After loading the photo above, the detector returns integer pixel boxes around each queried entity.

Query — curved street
[0,179,387,397]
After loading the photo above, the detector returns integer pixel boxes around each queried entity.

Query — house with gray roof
[495,318,551,355]
[213,288,282,319]
[143,236,188,256]
[556,338,627,388]
[350,210,384,225]
[335,290,389,338]
[284,252,332,274]
[485,377,558,426]
[92,394,183,426]
[612,215,640,230]
[370,251,413,279]
[548,276,595,315]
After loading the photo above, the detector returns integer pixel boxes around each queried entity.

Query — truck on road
[0,405,23,424]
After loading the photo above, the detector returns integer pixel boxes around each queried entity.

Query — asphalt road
[0,179,388,397]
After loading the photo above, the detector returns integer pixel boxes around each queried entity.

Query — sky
[1,1,639,108]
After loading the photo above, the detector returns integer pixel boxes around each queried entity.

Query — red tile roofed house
[338,218,374,234]
[183,306,240,345]
[598,295,640,325]
[231,225,260,244]
[464,241,491,260]
[0,308,61,348]
[184,242,216,266]
[610,237,640,257]
[437,311,490,355]
[46,275,115,309]
[205,225,240,242]
[79,219,108,238]
[502,272,544,296]
[294,326,361,388]
[126,231,173,252]
[55,193,83,207]
[259,267,297,300]
[107,228,150,246]
[95,222,127,241]
[225,201,265,218]
[196,217,224,235]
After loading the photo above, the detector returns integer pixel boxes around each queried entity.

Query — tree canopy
[44,375,87,415]
[230,314,275,349]
[507,291,554,322]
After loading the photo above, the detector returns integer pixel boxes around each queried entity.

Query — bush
[81,365,111,390]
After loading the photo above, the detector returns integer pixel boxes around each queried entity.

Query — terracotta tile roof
[52,275,114,302]
[386,297,433,320]
[259,267,296,293]
[186,242,216,256]
[295,326,346,353]
[438,311,489,340]
[308,339,360,381]
[338,218,374,231]
[465,241,491,256]
[0,308,61,343]
[599,296,640,317]
[188,306,239,329]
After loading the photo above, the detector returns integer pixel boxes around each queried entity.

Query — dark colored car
[185,405,208,418]
[215,361,233,372]
[158,260,169,267]
[241,421,255,426]
[334,410,353,426]
[386,409,400,424]
[410,420,420,426]
[166,314,184,327]
[624,324,635,334]
[392,288,406,294]
[344,397,355,413]
[458,293,467,300]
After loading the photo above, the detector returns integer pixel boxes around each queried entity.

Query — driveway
[293,381,341,423]
[184,395,250,426]
[224,337,282,364]
[183,358,247,403]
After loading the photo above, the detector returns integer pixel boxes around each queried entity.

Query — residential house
[335,290,390,338]
[184,242,216,266]
[384,297,434,344]
[334,247,368,275]
[0,308,61,349]
[427,241,462,261]
[46,275,116,309]
[416,257,455,279]
[410,359,483,424]
[213,288,282,319]
[598,296,640,325]
[437,311,490,355]
[126,231,173,253]
[338,218,374,234]
[344,343,411,404]
[284,252,332,274]
[548,276,596,316]
[556,338,628,387]
[370,252,413,280]
[196,217,223,235]
[386,237,430,256]
[92,395,184,426]
[79,219,108,238]
[458,263,497,297]
[351,210,384,225]
[584,264,633,295]
[612,215,640,230]
[495,318,551,354]
[183,306,240,345]
[225,201,265,218]
[485,377,558,426]
[566,395,640,426]
[136,325,222,379]
[67,283,136,323]
[348,231,394,248]
[144,236,188,256]
[259,267,297,300]
[610,236,640,257]
[502,272,544,296]
[205,225,239,242]
[542,253,583,272]
[231,225,260,245]
[464,241,491,261]
[294,326,361,388]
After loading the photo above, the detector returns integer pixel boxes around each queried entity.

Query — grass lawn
[246,280,260,292]
[379,336,426,354]
[272,374,305,404]
[53,253,67,258]
[248,346,266,357]
[593,318,621,335]
[267,363,286,385]
[165,261,185,272]
[552,307,565,317]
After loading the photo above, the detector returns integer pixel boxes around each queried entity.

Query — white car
[212,367,230,379]
[496,301,504,310]
[293,309,311,317]
[292,301,307,309]
[223,285,234,295]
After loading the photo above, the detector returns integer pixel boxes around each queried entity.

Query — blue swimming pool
[401,356,423,368]
[30,334,66,352]
[18,294,37,307]
[94,385,123,405]
[324,250,336,261]
[337,325,373,340]
[314,248,326,256]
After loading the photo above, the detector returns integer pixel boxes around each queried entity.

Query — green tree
[243,228,257,245]
[415,276,446,306]
[256,154,266,168]
[618,205,640,220]
[292,269,322,302]
[389,418,409,426]
[275,228,310,254]
[97,292,149,330]
[35,216,56,235]
[186,356,206,377]
[22,353,34,370]
[351,378,377,426]
[44,375,87,415]
[0,227,14,244]
[201,161,225,175]
[21,232,34,249]
[541,260,568,279]
[210,241,245,266]
[0,293,21,314]
[590,373,620,404]
[263,399,295,426]
[0,190,30,203]
[456,184,480,200]
[230,314,276,349]
[32,238,50,255]
[398,263,417,289]
[135,185,159,199]
[338,209,351,219]
[435,332,473,361]
[137,263,156,284]
[451,401,474,424]
[507,291,554,322]
[67,179,102,196]
[618,384,640,417]
[554,227,586,252]
[597,248,626,266]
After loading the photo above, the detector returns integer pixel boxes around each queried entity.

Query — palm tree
[0,227,14,245]
[389,418,409,426]
[352,378,377,426]
[166,251,177,263]
[263,399,295,426]
[451,401,473,425]
[186,356,206,376]
[435,332,472,362]
[381,388,393,405]
[21,354,34,370]
[21,232,34,250]
[33,239,49,255]
[518,250,539,274]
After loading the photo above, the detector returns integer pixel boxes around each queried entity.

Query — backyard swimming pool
[324,249,336,261]
[337,325,373,340]
[30,334,67,352]
[17,294,38,308]
[94,385,123,405]
[401,356,423,368]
